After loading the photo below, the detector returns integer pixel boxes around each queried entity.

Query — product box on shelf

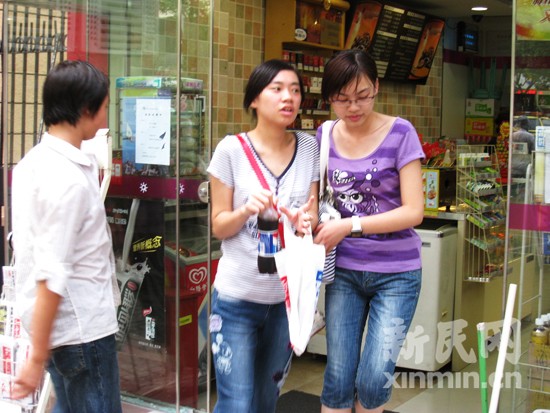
[283,50,328,73]
[301,118,315,130]
[422,168,439,211]
[422,167,456,211]
[465,99,500,118]
[457,152,492,167]
[465,117,495,137]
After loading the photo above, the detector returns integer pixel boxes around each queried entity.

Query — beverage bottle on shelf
[257,205,280,274]
[531,317,548,345]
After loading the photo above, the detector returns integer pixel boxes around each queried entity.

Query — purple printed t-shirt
[317,117,425,273]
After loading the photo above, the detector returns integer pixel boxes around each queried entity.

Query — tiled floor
[280,354,486,413]
[30,318,547,413]
[0,350,514,413]
[121,319,550,413]
[279,353,429,412]
[121,352,479,413]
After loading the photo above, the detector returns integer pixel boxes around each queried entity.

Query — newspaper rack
[0,266,50,413]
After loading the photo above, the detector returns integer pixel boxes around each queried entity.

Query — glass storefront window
[1,0,214,411]
[503,1,550,411]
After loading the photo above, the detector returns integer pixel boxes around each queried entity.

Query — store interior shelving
[456,145,507,282]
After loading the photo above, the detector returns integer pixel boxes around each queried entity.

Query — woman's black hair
[243,59,305,119]
[42,60,110,127]
[321,49,378,102]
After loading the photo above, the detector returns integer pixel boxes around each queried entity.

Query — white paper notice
[136,98,171,166]
[544,127,550,204]
[535,126,550,204]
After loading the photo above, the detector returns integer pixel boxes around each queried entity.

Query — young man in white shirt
[11,60,122,413]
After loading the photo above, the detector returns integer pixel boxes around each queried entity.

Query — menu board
[345,1,444,84]
[345,1,383,50]
[386,10,426,81]
[408,18,445,82]
[368,5,406,79]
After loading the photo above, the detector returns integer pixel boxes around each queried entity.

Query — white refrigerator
[397,224,457,371]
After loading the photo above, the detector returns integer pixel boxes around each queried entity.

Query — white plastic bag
[318,199,340,283]
[275,219,326,356]
[319,120,340,283]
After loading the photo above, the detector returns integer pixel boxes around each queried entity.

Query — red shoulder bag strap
[236,134,270,189]
[236,134,285,248]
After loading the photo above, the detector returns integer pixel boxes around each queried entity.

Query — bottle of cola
[257,205,279,274]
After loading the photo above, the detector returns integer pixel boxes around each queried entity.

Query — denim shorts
[47,334,122,413]
[321,267,421,410]
[209,289,293,413]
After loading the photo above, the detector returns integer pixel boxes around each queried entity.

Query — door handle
[198,181,209,203]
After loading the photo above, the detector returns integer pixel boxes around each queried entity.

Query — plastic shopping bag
[318,199,340,283]
[274,219,326,356]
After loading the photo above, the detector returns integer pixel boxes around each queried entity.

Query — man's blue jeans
[209,289,293,413]
[46,334,122,413]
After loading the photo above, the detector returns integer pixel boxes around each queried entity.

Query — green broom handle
[477,322,489,413]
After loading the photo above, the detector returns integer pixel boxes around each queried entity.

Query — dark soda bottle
[257,206,279,273]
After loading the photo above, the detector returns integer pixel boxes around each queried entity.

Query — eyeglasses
[331,93,377,108]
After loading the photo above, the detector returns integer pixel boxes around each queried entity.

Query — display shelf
[282,40,345,52]
[266,1,350,131]
[456,145,507,282]
[116,77,206,178]
[264,1,350,61]
[299,109,330,116]
[517,348,550,373]
[514,345,550,410]
[466,235,504,251]
[284,47,336,130]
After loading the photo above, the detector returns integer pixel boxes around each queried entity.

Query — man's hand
[12,356,45,399]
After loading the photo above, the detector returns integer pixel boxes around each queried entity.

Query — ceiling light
[471,6,488,11]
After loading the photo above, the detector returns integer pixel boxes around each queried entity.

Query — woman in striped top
[207,59,319,413]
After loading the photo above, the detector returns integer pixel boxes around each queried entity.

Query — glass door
[503,1,550,411]
[1,0,215,411]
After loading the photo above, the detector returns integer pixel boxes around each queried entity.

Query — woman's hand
[314,218,349,253]
[211,175,276,240]
[280,195,315,235]
[241,188,274,217]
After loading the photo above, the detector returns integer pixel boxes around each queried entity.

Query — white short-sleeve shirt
[12,133,119,348]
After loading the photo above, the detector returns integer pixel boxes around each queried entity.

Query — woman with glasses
[313,49,425,413]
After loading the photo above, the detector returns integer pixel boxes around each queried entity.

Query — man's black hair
[42,60,109,127]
